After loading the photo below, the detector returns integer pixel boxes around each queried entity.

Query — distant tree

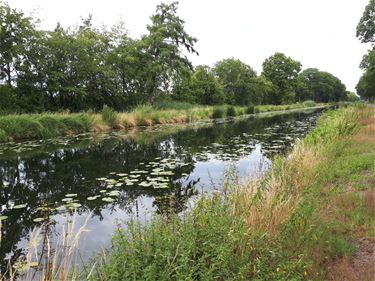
[262,53,301,104]
[188,65,224,105]
[141,2,198,102]
[213,58,258,105]
[356,47,375,102]
[357,0,375,44]
[0,2,39,86]
[39,18,116,111]
[357,73,375,102]
[297,68,346,102]
[346,91,360,102]
[253,75,277,104]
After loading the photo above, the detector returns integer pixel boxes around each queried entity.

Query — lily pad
[102,197,114,203]
[33,217,44,223]
[108,191,120,197]
[56,206,66,211]
[13,204,27,209]
[0,216,8,221]
[65,194,77,197]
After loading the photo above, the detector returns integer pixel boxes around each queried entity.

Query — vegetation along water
[1,0,375,280]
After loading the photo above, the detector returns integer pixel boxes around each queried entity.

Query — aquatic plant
[86,106,375,280]
[246,104,255,114]
[212,107,226,119]
[0,213,92,281]
[101,105,118,128]
[226,106,237,117]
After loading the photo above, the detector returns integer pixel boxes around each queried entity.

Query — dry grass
[233,143,321,236]
[364,189,375,217]
[0,213,92,281]
[353,109,375,145]
[328,238,375,281]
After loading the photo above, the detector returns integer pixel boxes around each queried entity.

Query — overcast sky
[8,0,371,92]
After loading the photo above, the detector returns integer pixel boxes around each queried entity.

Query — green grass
[0,113,93,142]
[0,102,327,142]
[86,105,375,280]
[101,105,118,128]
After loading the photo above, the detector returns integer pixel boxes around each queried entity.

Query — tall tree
[0,2,39,87]
[188,65,224,105]
[141,1,198,101]
[357,0,375,44]
[297,68,346,102]
[213,58,259,105]
[262,53,301,104]
[356,49,375,101]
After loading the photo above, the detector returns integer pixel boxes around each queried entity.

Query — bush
[226,106,237,117]
[101,105,117,127]
[212,107,225,119]
[153,100,195,110]
[0,128,7,142]
[246,105,255,114]
[303,100,316,107]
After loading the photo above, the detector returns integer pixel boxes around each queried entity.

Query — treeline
[0,1,350,114]
[357,0,375,102]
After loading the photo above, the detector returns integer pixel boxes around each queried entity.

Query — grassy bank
[0,102,323,142]
[84,105,375,280]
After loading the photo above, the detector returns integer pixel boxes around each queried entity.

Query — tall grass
[101,105,118,128]
[0,102,326,142]
[0,213,92,281]
[0,113,92,142]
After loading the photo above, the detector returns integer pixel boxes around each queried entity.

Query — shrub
[154,100,194,110]
[101,105,117,127]
[212,107,225,119]
[303,100,316,107]
[0,128,7,142]
[246,105,255,114]
[254,107,260,113]
[226,106,236,117]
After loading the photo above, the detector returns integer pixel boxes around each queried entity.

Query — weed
[101,105,118,128]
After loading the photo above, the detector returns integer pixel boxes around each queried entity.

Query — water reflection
[0,109,323,267]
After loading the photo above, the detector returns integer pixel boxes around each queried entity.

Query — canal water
[0,108,324,267]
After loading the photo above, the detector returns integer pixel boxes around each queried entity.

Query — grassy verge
[85,105,375,280]
[0,102,324,142]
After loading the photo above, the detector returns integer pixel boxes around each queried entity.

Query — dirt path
[327,237,375,281]
[327,106,375,281]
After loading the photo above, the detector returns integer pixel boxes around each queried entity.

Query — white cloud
[8,0,371,91]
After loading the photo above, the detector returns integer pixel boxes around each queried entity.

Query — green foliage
[188,65,225,105]
[101,105,118,127]
[246,104,255,114]
[357,49,375,102]
[297,68,347,102]
[0,113,92,141]
[153,100,195,110]
[0,1,349,114]
[89,194,251,281]
[346,91,360,102]
[226,106,237,117]
[0,85,19,113]
[357,0,375,44]
[212,107,226,119]
[86,106,375,281]
[262,52,302,104]
[213,58,259,105]
[0,128,7,142]
[302,100,316,107]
